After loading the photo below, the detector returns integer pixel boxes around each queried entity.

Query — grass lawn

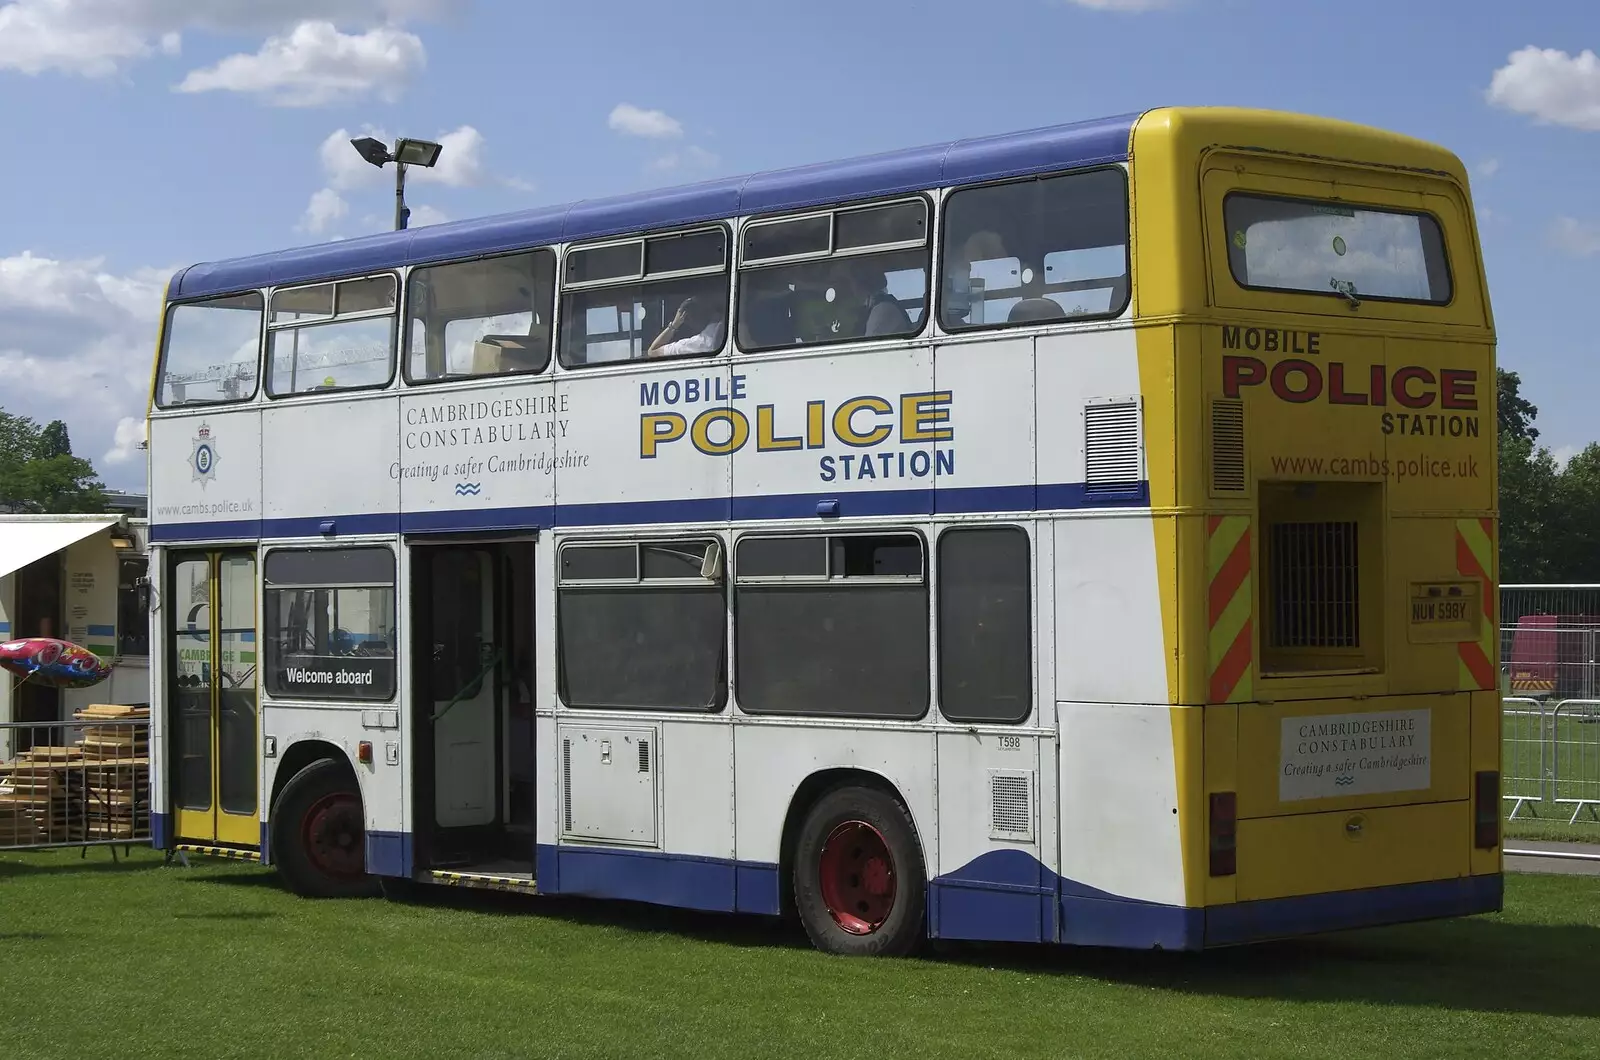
[2,849,1597,1060]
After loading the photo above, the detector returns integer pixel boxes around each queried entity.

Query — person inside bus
[833,261,914,339]
[646,294,725,358]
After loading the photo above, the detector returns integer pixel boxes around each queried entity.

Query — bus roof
[167,110,1143,302]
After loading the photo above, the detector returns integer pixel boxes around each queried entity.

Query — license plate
[1408,581,1479,643]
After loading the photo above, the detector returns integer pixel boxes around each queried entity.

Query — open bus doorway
[408,539,536,880]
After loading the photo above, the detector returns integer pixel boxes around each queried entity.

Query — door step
[429,869,537,894]
[175,843,261,862]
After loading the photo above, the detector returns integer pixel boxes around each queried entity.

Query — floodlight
[394,138,443,168]
[350,136,392,168]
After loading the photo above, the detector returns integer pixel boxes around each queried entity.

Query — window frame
[554,536,729,713]
[261,544,398,703]
[263,272,401,399]
[732,529,931,721]
[1220,190,1455,308]
[734,193,933,354]
[934,165,1132,336]
[935,524,1034,725]
[401,246,559,386]
[557,223,732,370]
[153,290,266,410]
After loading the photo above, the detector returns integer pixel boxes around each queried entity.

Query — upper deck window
[156,292,263,407]
[939,168,1130,331]
[737,198,929,352]
[559,227,729,367]
[405,249,556,383]
[265,274,398,397]
[1223,194,1452,306]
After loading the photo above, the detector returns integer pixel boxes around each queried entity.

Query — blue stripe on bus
[1203,873,1503,946]
[168,112,1139,301]
[335,832,1502,948]
[148,479,1150,541]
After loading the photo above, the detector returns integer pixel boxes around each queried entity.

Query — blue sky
[1,0,1596,491]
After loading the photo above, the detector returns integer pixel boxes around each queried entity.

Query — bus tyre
[793,786,926,957]
[270,759,379,899]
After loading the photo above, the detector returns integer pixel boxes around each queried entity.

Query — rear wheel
[269,759,379,898]
[792,785,925,956]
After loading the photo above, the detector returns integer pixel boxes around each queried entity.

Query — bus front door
[169,549,260,850]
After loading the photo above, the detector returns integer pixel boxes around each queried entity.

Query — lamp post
[350,135,443,231]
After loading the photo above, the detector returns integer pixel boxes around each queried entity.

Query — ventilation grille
[988,770,1035,842]
[1084,400,1142,493]
[638,739,651,774]
[1268,521,1359,649]
[1209,398,1246,494]
[562,738,573,833]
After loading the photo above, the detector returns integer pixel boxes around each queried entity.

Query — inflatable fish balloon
[0,637,113,689]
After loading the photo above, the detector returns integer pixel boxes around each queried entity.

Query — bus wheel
[270,759,378,899]
[793,786,925,956]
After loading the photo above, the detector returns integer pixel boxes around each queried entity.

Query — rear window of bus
[1223,193,1452,306]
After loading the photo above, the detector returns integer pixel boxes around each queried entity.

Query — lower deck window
[938,527,1032,723]
[735,533,928,718]
[557,539,725,711]
[263,547,396,700]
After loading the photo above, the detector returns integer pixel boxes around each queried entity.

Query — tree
[40,420,72,458]
[0,407,107,514]
[1497,368,1538,442]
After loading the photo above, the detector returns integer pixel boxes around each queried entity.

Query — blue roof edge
[168,110,1146,301]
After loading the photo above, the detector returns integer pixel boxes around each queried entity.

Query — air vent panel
[1084,399,1143,493]
[1210,397,1246,494]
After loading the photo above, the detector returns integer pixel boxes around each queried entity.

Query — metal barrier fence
[0,707,149,851]
[1500,585,1600,824]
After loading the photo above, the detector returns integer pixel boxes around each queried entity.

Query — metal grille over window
[1268,521,1359,649]
[1209,398,1246,494]
[1083,399,1143,492]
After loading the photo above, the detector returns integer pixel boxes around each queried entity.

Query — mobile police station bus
[145,106,1502,956]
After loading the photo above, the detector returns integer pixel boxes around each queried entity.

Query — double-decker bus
[145,106,1501,955]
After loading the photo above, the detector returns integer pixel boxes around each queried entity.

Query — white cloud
[1487,46,1600,131]
[319,124,489,190]
[1476,158,1500,178]
[649,145,720,174]
[405,204,449,227]
[0,0,452,77]
[105,417,147,466]
[300,187,350,234]
[609,103,683,140]
[1550,217,1600,258]
[0,251,172,489]
[175,21,424,106]
[303,125,513,237]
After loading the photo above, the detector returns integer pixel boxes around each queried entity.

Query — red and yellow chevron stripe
[1207,515,1253,703]
[1455,517,1496,690]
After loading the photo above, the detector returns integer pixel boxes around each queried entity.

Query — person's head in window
[647,293,726,358]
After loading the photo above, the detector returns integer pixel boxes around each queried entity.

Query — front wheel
[792,785,926,956]
[269,759,379,899]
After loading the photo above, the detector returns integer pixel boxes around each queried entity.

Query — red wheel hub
[818,820,896,935]
[301,792,365,880]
